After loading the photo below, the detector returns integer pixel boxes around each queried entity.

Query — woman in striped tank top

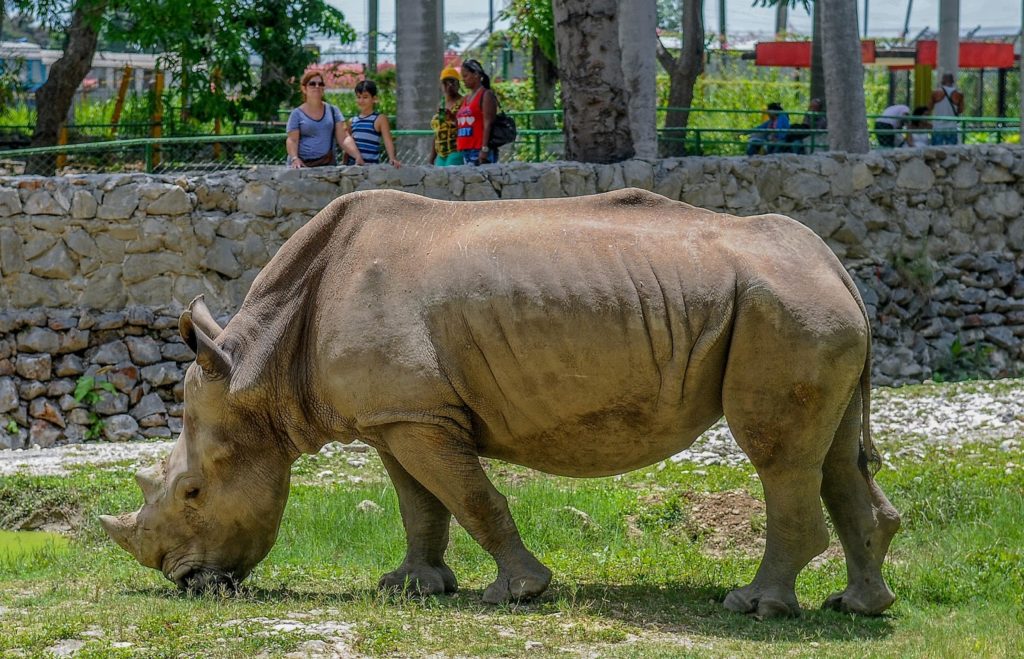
[349,80,401,167]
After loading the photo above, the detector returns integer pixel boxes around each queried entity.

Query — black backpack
[489,112,517,148]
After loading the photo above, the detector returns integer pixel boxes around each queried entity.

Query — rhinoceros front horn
[99,512,141,558]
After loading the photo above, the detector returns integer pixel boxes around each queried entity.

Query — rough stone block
[0,227,28,275]
[146,187,192,215]
[29,419,61,448]
[15,354,51,380]
[17,326,60,353]
[29,397,65,428]
[130,392,167,420]
[0,377,18,413]
[97,185,139,220]
[103,414,139,442]
[896,159,935,191]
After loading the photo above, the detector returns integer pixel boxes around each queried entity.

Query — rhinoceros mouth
[169,563,239,594]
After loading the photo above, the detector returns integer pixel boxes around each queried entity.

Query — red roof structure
[755,41,876,67]
[914,40,1015,69]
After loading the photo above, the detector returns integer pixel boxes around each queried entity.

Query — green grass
[0,441,1021,657]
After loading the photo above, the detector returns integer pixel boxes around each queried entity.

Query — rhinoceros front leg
[382,423,552,604]
[377,451,458,596]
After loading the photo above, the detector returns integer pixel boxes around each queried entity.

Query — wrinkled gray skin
[102,188,900,617]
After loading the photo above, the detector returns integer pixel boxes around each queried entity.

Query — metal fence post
[150,70,164,170]
[56,124,68,170]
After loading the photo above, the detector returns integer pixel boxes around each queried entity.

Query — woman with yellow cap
[429,66,465,166]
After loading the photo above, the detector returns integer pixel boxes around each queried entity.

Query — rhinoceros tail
[838,266,881,478]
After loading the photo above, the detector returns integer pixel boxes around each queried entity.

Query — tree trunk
[657,0,704,157]
[810,1,825,103]
[531,40,558,130]
[775,1,788,37]
[395,0,443,158]
[28,0,106,175]
[618,0,657,158]
[821,0,869,152]
[552,0,634,163]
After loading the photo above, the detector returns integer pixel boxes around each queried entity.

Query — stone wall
[1,145,1023,448]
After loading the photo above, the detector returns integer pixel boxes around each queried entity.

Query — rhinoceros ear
[179,310,232,380]
[187,295,223,339]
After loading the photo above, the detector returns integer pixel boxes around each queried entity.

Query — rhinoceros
[101,188,900,618]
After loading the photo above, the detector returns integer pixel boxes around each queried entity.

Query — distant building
[0,41,162,98]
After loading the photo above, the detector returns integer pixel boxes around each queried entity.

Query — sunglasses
[306,81,325,88]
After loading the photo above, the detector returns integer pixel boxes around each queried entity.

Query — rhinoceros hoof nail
[724,587,800,619]
[482,572,551,604]
[822,588,894,615]
[378,564,457,597]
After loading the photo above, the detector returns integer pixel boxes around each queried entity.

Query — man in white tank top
[928,73,964,146]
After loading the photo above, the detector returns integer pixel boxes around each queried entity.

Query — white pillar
[396,0,444,160]
[618,0,657,159]
[937,0,960,81]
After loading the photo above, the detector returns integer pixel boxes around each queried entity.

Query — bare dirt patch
[12,507,82,535]
[682,489,767,558]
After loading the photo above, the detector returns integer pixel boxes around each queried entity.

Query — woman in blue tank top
[349,80,401,167]
[285,71,364,168]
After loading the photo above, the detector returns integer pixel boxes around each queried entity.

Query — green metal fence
[0,108,1018,176]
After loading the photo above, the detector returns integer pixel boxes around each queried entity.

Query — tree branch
[656,35,677,73]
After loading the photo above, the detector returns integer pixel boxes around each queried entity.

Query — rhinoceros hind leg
[383,423,552,604]
[820,389,900,616]
[720,324,865,617]
[721,464,829,619]
[377,451,459,596]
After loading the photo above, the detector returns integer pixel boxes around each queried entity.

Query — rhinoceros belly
[428,293,730,478]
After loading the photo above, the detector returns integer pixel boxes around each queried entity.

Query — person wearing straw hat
[430,66,465,166]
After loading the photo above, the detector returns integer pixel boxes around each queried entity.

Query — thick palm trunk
[552,0,634,163]
[821,0,869,152]
[531,41,558,130]
[656,0,704,157]
[810,2,825,102]
[28,1,106,175]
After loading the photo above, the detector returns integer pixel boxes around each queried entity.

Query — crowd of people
[745,75,966,155]
[286,59,501,169]
[288,63,969,167]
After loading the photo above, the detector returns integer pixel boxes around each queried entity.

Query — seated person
[875,104,910,148]
[784,98,827,154]
[905,106,932,148]
[746,102,790,156]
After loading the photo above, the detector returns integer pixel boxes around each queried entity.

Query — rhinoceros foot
[723,584,801,620]
[822,583,895,616]
[378,561,458,597]
[482,563,553,604]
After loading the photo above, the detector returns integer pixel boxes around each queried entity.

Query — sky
[322,1,1023,61]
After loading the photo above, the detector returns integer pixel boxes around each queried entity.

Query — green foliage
[3,420,16,434]
[72,375,116,440]
[932,338,995,383]
[657,0,682,32]
[500,0,556,62]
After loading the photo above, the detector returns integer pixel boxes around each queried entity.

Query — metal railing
[0,108,1018,175]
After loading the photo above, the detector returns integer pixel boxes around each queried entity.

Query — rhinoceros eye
[174,475,205,503]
